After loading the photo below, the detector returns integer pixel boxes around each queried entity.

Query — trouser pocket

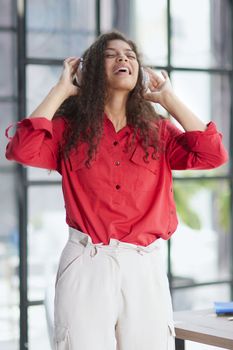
[55,240,84,288]
[54,325,70,350]
[167,321,176,350]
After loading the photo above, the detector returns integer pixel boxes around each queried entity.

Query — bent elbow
[206,149,229,169]
[214,152,229,168]
[5,142,31,165]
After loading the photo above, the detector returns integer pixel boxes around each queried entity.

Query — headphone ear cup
[73,58,83,87]
[141,68,150,90]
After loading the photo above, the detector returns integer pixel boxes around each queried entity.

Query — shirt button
[115,184,121,190]
[115,161,120,166]
[113,141,118,146]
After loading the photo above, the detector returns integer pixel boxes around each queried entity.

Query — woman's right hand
[56,57,81,99]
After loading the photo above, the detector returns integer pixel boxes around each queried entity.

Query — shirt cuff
[178,122,221,149]
[5,117,53,140]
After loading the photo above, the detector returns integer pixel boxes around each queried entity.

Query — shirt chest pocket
[129,144,160,191]
[68,145,110,190]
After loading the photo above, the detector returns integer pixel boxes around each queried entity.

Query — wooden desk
[174,309,233,349]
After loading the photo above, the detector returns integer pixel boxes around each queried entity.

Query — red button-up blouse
[5,115,228,246]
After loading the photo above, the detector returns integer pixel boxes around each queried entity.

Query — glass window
[0,32,17,96]
[26,64,61,114]
[130,0,167,66]
[28,305,51,350]
[28,186,68,301]
[0,0,16,27]
[100,0,115,33]
[171,0,232,68]
[171,71,231,130]
[27,168,62,182]
[26,64,66,181]
[171,71,230,177]
[171,179,231,284]
[1,102,17,168]
[0,172,19,349]
[186,342,224,350]
[27,0,96,59]
[173,284,230,311]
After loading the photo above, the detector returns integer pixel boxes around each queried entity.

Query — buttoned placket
[112,137,123,195]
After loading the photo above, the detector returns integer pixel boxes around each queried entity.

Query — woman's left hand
[143,68,174,105]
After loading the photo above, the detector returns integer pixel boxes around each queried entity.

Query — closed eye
[105,54,116,58]
[127,55,136,59]
[105,52,137,59]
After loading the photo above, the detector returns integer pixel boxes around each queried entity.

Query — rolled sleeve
[5,116,66,171]
[6,117,53,140]
[179,122,221,150]
[164,119,229,170]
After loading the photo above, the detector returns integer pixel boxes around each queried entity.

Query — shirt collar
[104,113,132,135]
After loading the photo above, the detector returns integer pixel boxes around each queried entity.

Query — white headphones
[141,67,150,91]
[73,58,83,87]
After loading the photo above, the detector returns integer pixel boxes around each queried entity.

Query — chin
[115,82,137,91]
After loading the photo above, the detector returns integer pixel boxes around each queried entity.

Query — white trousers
[53,227,176,350]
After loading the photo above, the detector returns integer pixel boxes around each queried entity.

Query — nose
[116,55,128,62]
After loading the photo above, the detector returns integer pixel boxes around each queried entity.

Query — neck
[104,92,128,130]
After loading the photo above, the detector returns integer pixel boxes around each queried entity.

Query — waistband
[68,226,161,256]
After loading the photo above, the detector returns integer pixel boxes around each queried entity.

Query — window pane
[28,305,51,350]
[171,71,230,177]
[171,180,231,284]
[0,32,17,96]
[0,173,19,349]
[186,342,226,350]
[26,64,65,181]
[27,0,96,59]
[130,0,167,66]
[1,102,17,168]
[171,0,232,68]
[28,186,68,301]
[27,168,62,181]
[100,0,115,33]
[0,0,16,27]
[26,65,61,114]
[101,0,142,41]
[173,284,230,311]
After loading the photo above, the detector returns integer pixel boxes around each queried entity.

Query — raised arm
[144,69,228,169]
[144,69,206,131]
[5,57,81,171]
[28,57,80,120]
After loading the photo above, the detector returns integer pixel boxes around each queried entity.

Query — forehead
[105,39,133,51]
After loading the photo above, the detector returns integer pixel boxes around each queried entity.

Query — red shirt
[5,115,228,246]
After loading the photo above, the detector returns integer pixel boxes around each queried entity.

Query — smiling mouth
[113,67,132,75]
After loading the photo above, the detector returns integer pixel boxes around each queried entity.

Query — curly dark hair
[54,30,163,168]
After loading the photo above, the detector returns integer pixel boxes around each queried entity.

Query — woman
[5,31,228,350]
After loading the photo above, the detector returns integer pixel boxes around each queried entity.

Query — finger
[64,56,78,62]
[148,75,162,89]
[143,92,157,101]
[63,57,80,67]
[145,67,160,78]
[148,81,158,92]
[161,70,169,80]
[146,68,164,85]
